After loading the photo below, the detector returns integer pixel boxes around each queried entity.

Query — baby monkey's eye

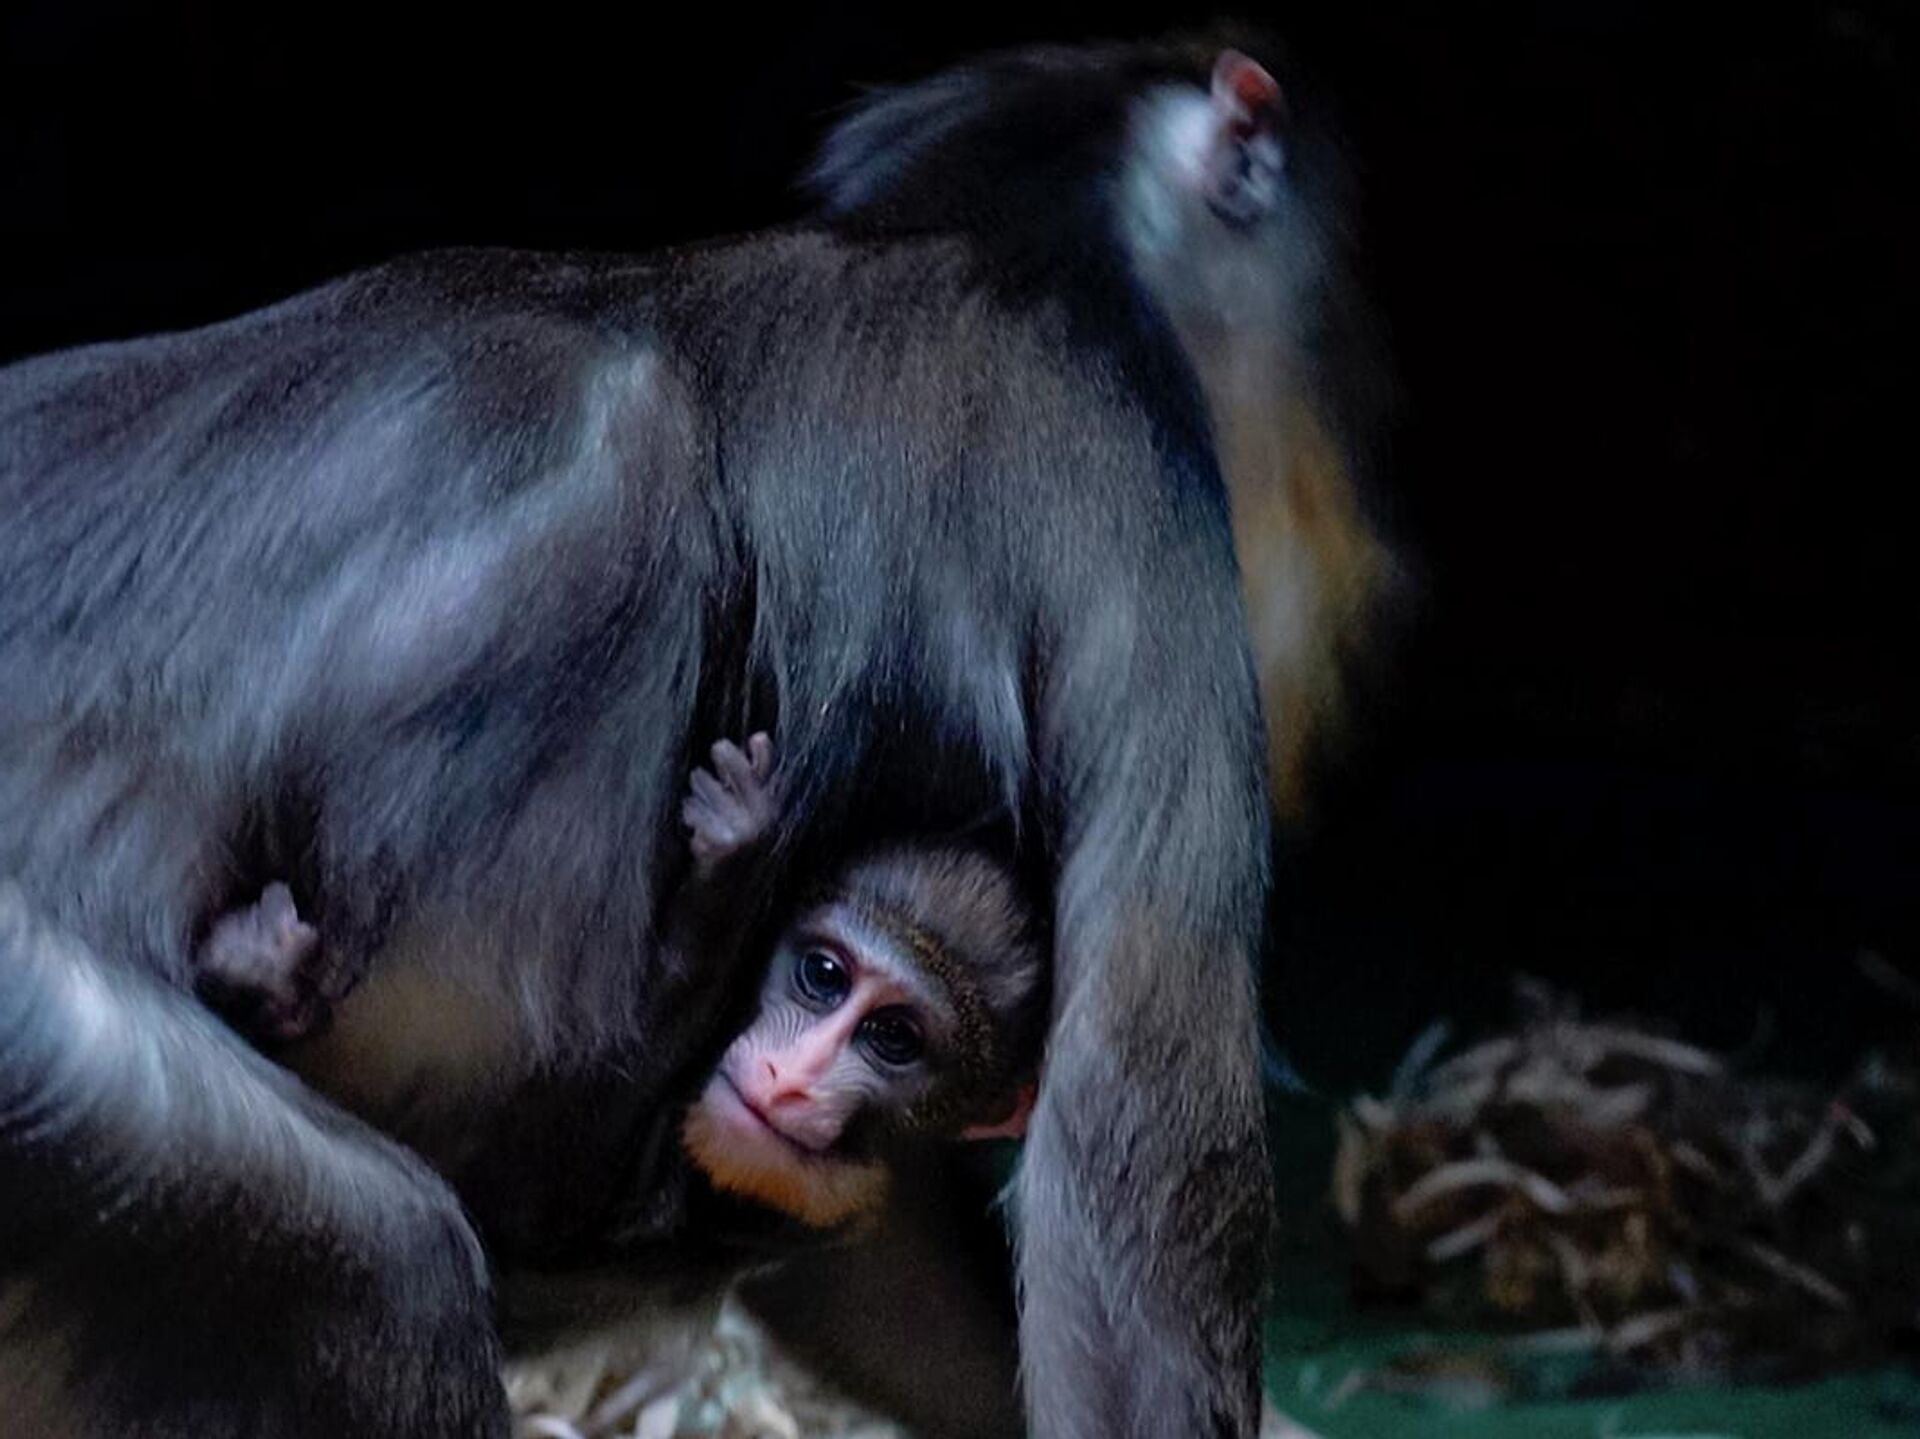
[858,1008,926,1068]
[795,949,852,1006]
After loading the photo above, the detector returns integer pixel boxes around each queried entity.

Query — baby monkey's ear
[961,1081,1037,1141]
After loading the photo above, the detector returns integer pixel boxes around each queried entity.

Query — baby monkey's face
[681,896,1029,1228]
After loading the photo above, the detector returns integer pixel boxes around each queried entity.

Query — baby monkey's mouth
[712,1069,835,1159]
[683,1069,892,1231]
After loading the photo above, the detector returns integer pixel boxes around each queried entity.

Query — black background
[4,1,1915,1086]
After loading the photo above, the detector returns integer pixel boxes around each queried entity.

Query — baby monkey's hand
[683,732,778,873]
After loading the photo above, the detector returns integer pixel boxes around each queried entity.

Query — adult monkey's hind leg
[0,884,507,1439]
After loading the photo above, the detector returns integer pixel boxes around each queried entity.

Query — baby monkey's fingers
[745,732,775,781]
[709,739,761,798]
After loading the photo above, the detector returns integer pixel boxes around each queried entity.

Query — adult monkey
[0,34,1388,1439]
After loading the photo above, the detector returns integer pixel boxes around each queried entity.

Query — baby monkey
[194,735,1043,1231]
[676,736,1041,1226]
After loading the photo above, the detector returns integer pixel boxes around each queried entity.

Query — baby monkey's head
[682,846,1043,1229]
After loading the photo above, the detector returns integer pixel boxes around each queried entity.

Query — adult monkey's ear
[1204,49,1289,226]
[1212,49,1287,135]
[960,1081,1036,1141]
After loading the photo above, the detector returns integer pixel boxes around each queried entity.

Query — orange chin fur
[682,1099,889,1229]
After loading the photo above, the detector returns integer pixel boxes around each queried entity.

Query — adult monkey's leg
[0,884,507,1439]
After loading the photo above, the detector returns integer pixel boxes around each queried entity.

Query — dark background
[4,2,1915,1086]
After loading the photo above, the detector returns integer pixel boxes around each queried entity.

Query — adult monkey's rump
[0,35,1385,1439]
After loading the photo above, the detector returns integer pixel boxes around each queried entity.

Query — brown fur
[1208,353,1392,817]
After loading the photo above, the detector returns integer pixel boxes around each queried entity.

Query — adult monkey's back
[0,36,1385,1439]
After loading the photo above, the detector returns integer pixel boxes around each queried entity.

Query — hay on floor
[1333,976,1920,1382]
[506,1298,911,1439]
